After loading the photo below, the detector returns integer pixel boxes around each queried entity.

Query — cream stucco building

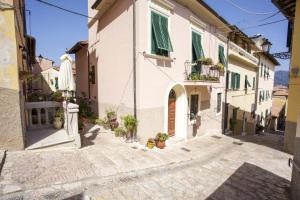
[75,0,233,143]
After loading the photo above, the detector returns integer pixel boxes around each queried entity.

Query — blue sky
[25,0,289,71]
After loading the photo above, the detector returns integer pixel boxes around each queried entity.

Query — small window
[252,77,256,90]
[190,94,199,120]
[151,11,173,57]
[217,93,222,113]
[260,63,263,77]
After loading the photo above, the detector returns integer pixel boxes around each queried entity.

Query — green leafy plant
[214,63,225,71]
[105,109,118,130]
[51,91,63,102]
[114,127,127,137]
[197,57,213,65]
[122,115,138,135]
[54,108,64,118]
[95,117,110,129]
[155,132,169,142]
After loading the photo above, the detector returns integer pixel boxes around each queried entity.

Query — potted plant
[106,109,119,130]
[122,115,138,141]
[197,57,213,66]
[213,63,225,72]
[155,132,169,149]
[114,127,127,137]
[146,138,155,149]
[53,108,63,129]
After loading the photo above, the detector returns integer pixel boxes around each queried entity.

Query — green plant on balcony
[197,57,213,65]
[213,63,225,72]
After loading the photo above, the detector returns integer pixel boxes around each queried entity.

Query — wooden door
[168,90,176,136]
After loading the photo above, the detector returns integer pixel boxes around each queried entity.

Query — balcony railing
[25,101,61,130]
[229,42,258,65]
[184,61,220,82]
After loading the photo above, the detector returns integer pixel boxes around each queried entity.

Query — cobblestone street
[0,126,292,199]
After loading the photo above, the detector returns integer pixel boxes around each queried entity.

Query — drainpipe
[223,34,230,134]
[133,0,137,119]
[253,55,261,133]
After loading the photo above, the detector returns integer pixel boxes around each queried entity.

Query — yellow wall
[0,4,20,91]
[285,1,300,153]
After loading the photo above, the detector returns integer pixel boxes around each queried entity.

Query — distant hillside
[274,70,289,86]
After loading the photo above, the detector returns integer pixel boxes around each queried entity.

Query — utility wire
[241,19,287,31]
[34,0,98,20]
[224,0,278,15]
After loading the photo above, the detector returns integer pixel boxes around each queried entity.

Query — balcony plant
[53,108,64,129]
[122,115,138,141]
[213,63,225,72]
[155,132,169,149]
[146,138,155,149]
[197,57,213,66]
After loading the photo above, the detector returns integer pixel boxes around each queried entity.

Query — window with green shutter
[218,45,226,65]
[245,75,251,90]
[252,77,255,90]
[231,72,236,89]
[260,63,263,77]
[264,64,267,78]
[236,73,240,89]
[151,11,173,56]
[192,31,204,62]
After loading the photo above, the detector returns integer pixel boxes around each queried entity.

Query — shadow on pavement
[230,133,288,153]
[206,162,290,200]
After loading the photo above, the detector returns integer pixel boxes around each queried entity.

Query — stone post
[63,101,81,148]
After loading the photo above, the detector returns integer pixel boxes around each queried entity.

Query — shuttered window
[252,77,256,89]
[231,72,240,90]
[192,31,204,62]
[151,11,173,56]
[218,45,226,65]
[245,75,251,89]
[260,63,263,77]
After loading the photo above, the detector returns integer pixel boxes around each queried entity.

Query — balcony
[184,61,222,85]
[229,42,259,67]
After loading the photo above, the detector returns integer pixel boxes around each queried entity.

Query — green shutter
[252,77,255,89]
[151,12,173,53]
[192,31,204,61]
[260,63,263,77]
[231,72,235,89]
[236,73,240,89]
[218,45,226,65]
[245,75,251,89]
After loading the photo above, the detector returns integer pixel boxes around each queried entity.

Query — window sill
[143,52,175,62]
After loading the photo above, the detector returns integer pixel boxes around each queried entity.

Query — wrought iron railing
[184,61,220,81]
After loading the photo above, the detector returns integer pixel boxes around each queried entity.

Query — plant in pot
[106,109,119,130]
[213,63,225,72]
[53,108,64,129]
[155,132,169,149]
[114,127,127,137]
[146,138,155,149]
[122,115,138,142]
[197,57,213,66]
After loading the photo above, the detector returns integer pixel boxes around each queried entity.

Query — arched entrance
[168,89,176,136]
[164,83,188,139]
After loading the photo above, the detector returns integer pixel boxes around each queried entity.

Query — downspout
[87,50,91,99]
[223,34,230,134]
[133,0,137,119]
[254,55,261,133]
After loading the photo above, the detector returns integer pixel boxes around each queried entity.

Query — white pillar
[63,102,81,148]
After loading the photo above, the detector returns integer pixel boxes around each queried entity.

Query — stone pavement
[0,126,293,199]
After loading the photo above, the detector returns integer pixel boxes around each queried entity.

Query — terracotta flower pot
[156,140,166,149]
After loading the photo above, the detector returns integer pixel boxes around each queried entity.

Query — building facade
[86,0,232,142]
[225,28,259,135]
[0,0,35,150]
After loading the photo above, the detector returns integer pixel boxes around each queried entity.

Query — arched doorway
[164,83,188,139]
[168,89,176,136]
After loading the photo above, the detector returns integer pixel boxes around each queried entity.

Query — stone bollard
[63,101,81,148]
